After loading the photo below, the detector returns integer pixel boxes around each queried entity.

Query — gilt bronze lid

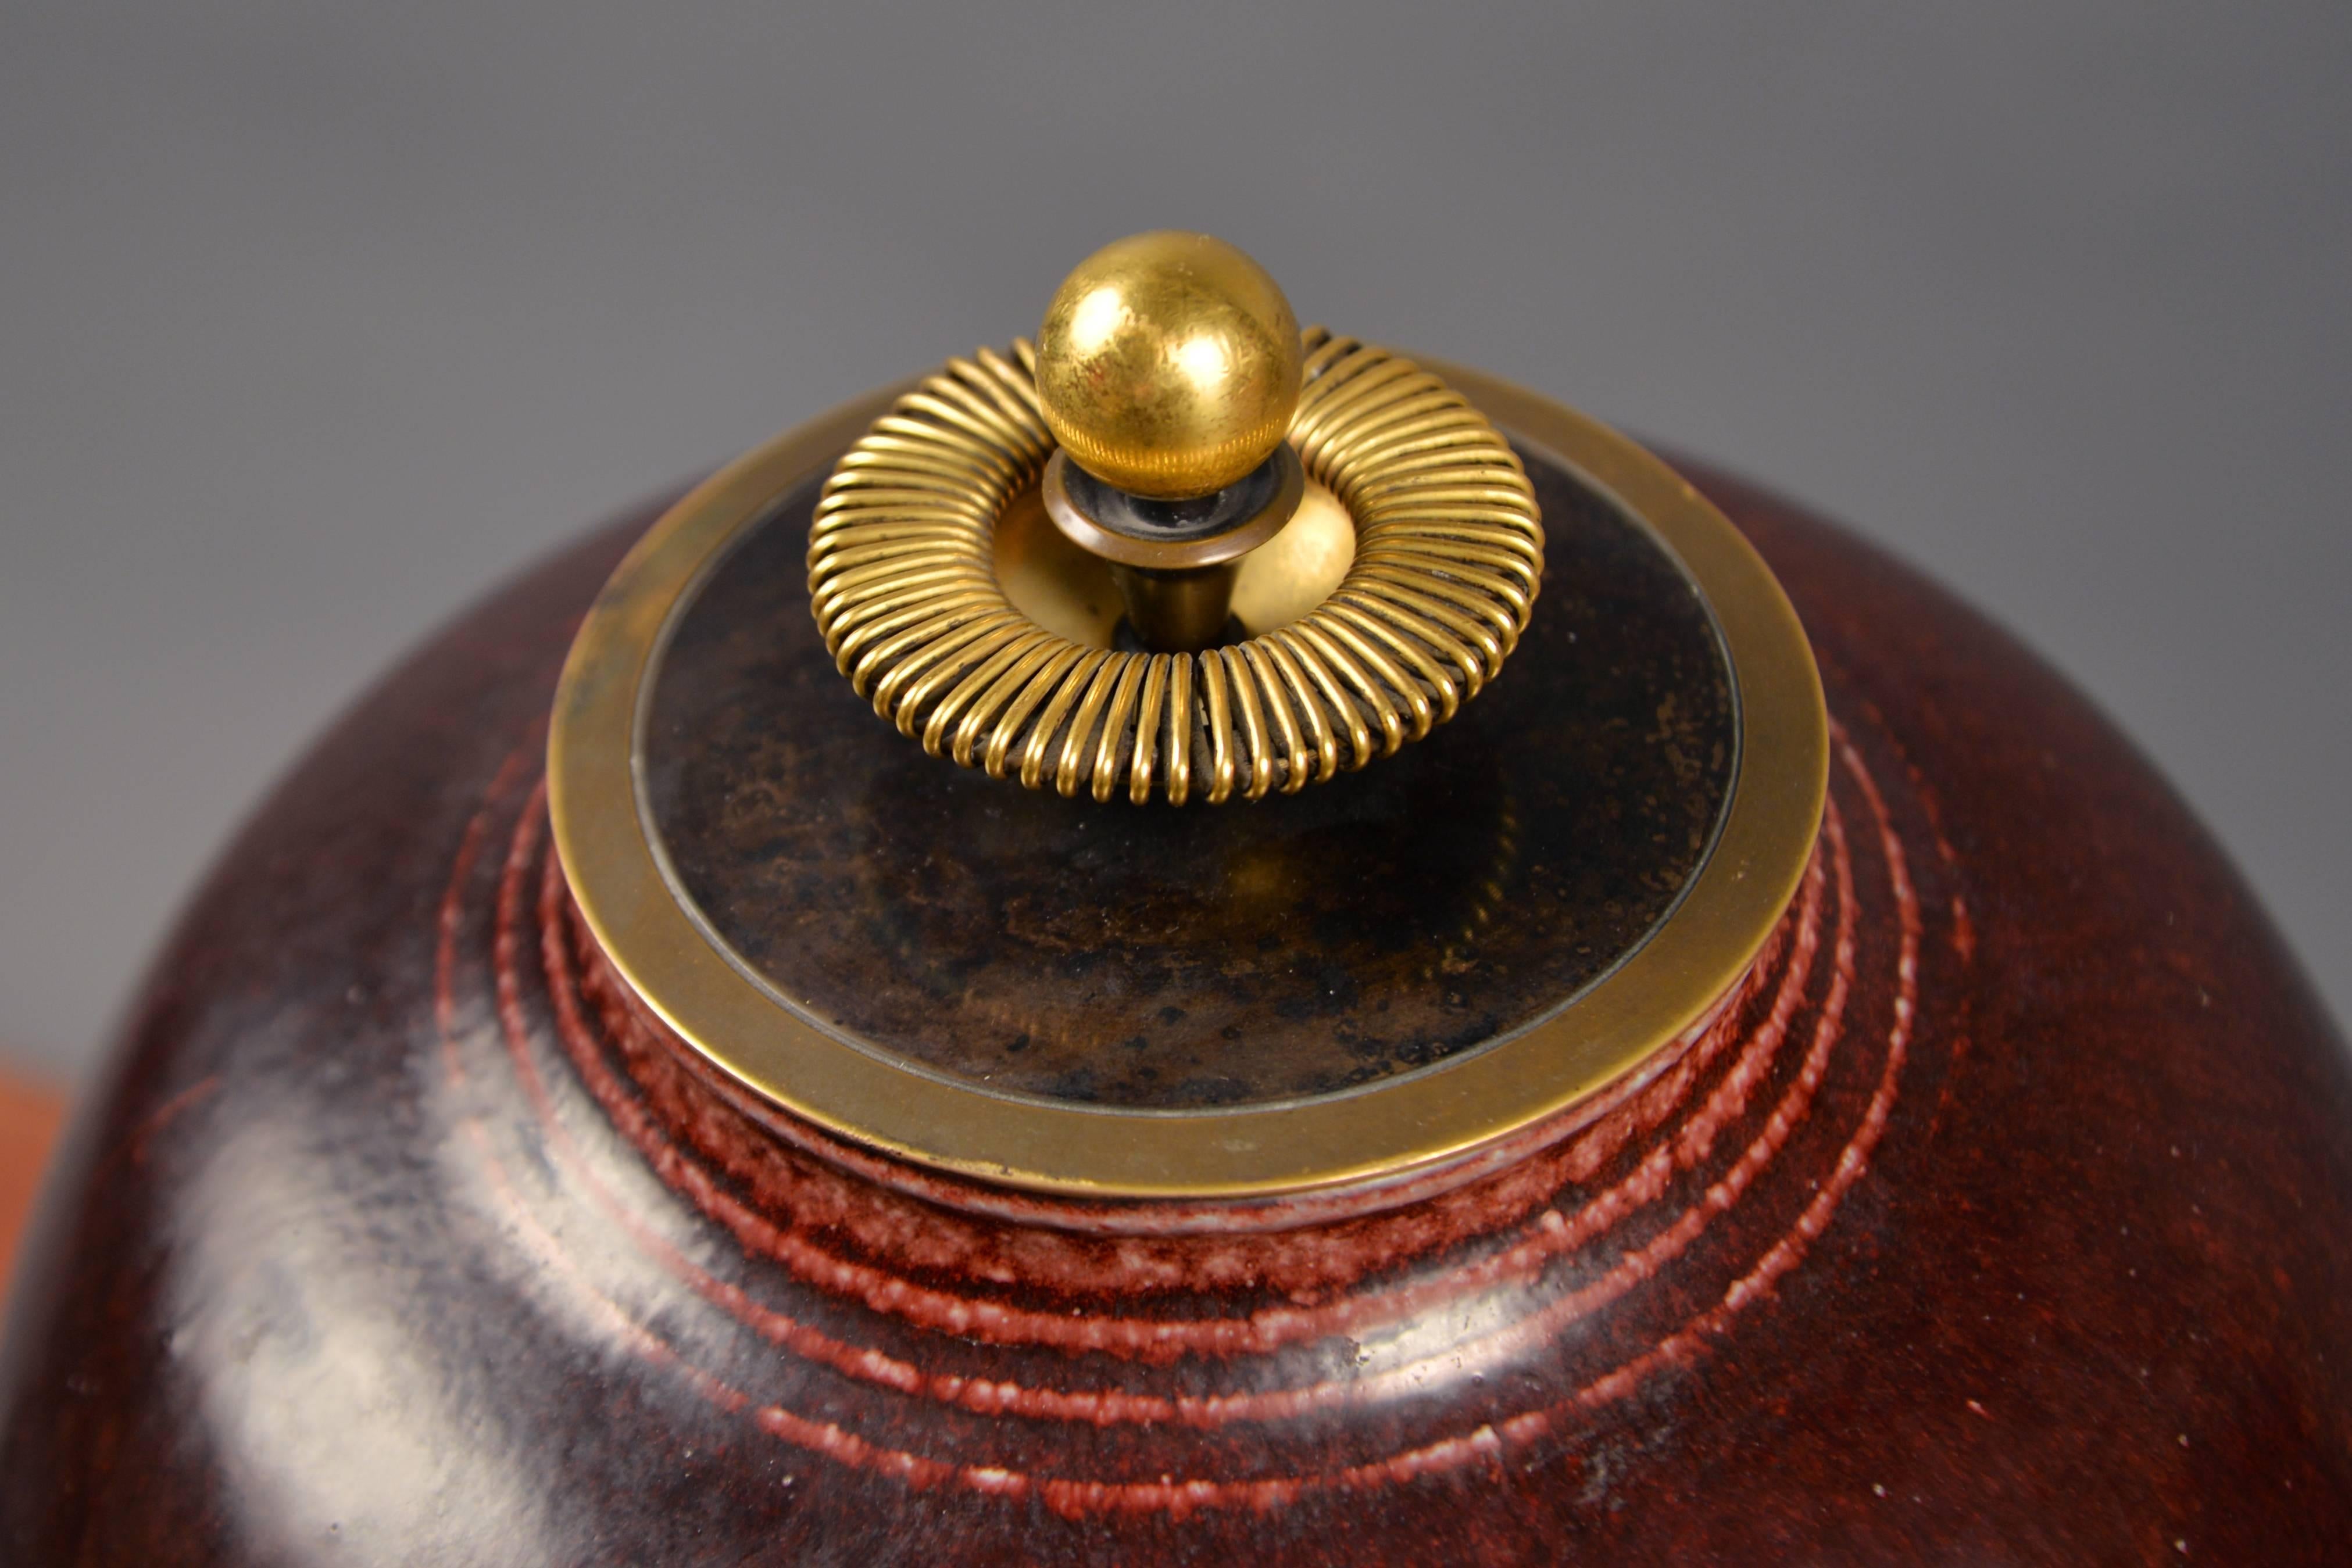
[548,237,1826,1200]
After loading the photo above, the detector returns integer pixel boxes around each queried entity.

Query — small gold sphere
[1035,232,1303,500]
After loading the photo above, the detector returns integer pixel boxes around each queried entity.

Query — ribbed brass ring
[806,329,1545,804]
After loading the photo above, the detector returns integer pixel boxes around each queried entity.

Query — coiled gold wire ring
[806,327,1545,805]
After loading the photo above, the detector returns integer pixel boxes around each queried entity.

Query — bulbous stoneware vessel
[2,236,2346,1566]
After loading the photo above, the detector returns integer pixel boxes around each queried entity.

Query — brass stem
[1109,563,1241,653]
[1040,446,1304,654]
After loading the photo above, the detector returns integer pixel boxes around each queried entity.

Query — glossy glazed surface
[2,459,2347,1564]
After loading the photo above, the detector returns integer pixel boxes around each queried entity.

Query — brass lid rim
[548,359,1828,1201]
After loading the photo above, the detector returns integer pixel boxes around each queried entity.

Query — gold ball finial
[1035,232,1304,500]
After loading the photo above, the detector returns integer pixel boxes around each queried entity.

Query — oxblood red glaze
[1,463,2347,1565]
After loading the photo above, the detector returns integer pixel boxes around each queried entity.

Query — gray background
[1,3,2345,1084]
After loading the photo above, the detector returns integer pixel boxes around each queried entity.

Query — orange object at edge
[0,1068,68,1293]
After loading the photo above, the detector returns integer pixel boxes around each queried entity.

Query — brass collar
[547,361,1827,1201]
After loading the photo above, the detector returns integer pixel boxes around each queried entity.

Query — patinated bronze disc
[645,456,1733,1110]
